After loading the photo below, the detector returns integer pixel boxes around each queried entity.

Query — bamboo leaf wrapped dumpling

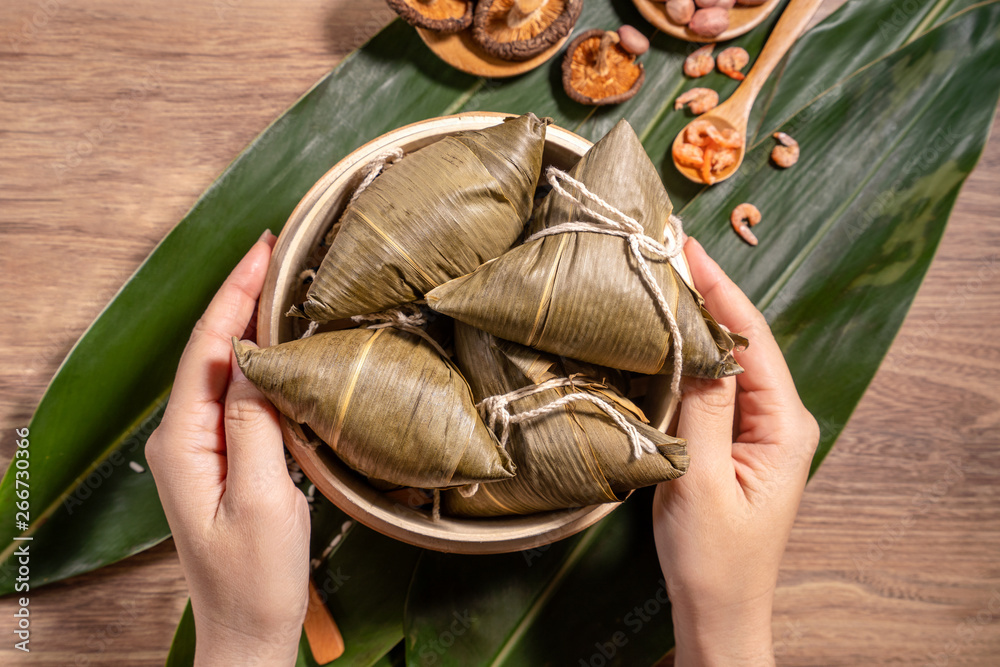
[290,113,549,322]
[426,119,744,383]
[443,323,688,517]
[232,329,515,489]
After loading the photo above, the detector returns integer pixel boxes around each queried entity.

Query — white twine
[351,304,451,359]
[311,520,353,570]
[526,167,687,396]
[347,147,405,207]
[457,483,480,498]
[295,269,321,339]
[300,320,320,339]
[297,149,404,337]
[477,377,658,461]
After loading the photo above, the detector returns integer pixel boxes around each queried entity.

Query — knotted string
[478,377,658,460]
[297,148,406,340]
[347,147,405,207]
[351,304,450,359]
[310,519,354,571]
[431,489,441,522]
[525,167,687,396]
[300,320,320,339]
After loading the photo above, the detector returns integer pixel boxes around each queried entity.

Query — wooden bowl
[259,112,632,554]
[415,27,570,78]
[633,0,782,43]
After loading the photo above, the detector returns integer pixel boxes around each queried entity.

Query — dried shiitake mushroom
[473,0,583,62]
[386,0,473,34]
[562,28,646,106]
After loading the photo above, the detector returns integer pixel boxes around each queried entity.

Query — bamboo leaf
[310,523,421,665]
[745,0,983,144]
[403,523,601,666]
[406,490,673,666]
[682,0,1000,470]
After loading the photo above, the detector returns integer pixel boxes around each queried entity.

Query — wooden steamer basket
[258,112,679,554]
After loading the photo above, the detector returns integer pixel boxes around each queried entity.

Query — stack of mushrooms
[388,0,584,61]
[236,114,747,519]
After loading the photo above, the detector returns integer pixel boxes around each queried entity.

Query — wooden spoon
[672,0,824,185]
[303,578,345,664]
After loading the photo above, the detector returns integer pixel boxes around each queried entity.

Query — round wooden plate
[258,112,648,554]
[416,27,570,78]
[632,0,782,43]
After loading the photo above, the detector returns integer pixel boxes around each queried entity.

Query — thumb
[224,343,291,500]
[674,376,737,491]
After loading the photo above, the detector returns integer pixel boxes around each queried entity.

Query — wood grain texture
[0,0,997,664]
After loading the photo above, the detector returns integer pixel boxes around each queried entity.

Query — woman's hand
[147,231,310,666]
[654,238,820,667]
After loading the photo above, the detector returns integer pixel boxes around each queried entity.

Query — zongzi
[232,329,515,489]
[426,119,744,383]
[290,113,549,322]
[443,323,688,517]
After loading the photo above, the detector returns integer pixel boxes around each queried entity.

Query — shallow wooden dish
[416,26,570,78]
[258,112,640,554]
[633,0,782,43]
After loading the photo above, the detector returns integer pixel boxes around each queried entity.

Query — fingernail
[231,351,244,382]
[231,340,259,383]
[257,229,275,244]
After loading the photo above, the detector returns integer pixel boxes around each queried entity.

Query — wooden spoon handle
[304,578,345,664]
[727,0,825,117]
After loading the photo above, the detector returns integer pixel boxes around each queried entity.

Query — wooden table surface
[2,1,998,665]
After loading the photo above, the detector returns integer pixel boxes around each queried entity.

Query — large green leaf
[404,524,601,666]
[402,3,1000,664]
[309,521,421,666]
[405,490,675,667]
[0,0,965,595]
[747,0,985,143]
[1,3,997,666]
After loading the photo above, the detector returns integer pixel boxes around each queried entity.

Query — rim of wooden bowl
[258,112,632,554]
[632,0,782,43]
[415,27,570,78]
